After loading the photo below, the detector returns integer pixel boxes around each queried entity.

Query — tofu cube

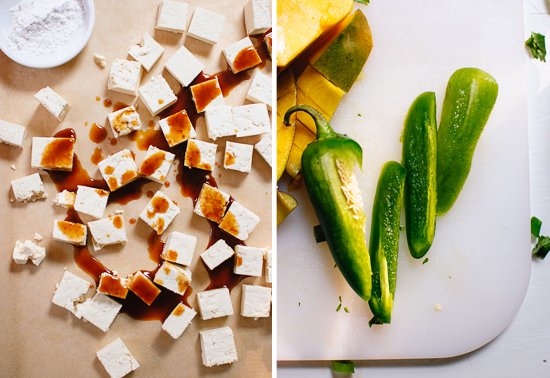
[232,103,270,137]
[246,70,272,109]
[0,120,26,147]
[233,245,264,276]
[219,201,260,241]
[153,261,192,295]
[200,327,238,367]
[12,240,46,266]
[193,183,230,223]
[107,106,142,138]
[107,59,142,96]
[128,271,160,305]
[128,34,164,71]
[51,270,92,317]
[31,137,75,171]
[74,185,110,220]
[162,303,197,339]
[98,149,139,191]
[264,248,272,283]
[156,0,189,33]
[139,75,177,116]
[98,272,129,299]
[187,7,225,45]
[88,215,128,251]
[54,190,76,208]
[138,146,175,183]
[139,190,180,235]
[224,141,253,173]
[200,239,235,270]
[254,132,272,166]
[197,287,233,320]
[244,0,271,35]
[205,105,238,140]
[77,293,122,332]
[11,173,47,202]
[222,37,262,74]
[34,87,70,121]
[159,110,197,147]
[53,220,87,246]
[165,46,204,87]
[161,231,197,266]
[241,284,271,318]
[190,78,225,113]
[97,338,140,378]
[184,139,217,171]
[265,32,272,57]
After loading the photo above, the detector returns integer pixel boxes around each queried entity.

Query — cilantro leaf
[331,360,355,374]
[533,236,550,259]
[532,216,542,238]
[526,32,546,62]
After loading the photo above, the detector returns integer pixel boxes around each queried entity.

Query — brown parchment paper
[0,0,272,377]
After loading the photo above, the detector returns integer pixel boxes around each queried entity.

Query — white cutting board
[278,0,531,360]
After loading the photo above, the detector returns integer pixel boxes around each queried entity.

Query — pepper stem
[284,105,337,140]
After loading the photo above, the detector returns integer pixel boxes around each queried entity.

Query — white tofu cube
[128,34,164,71]
[107,59,142,96]
[159,110,197,147]
[53,219,87,246]
[205,105,238,140]
[0,120,26,147]
[98,272,129,299]
[232,103,271,137]
[11,173,47,202]
[139,191,180,235]
[128,271,160,305]
[187,7,225,45]
[88,215,128,251]
[138,146,175,183]
[98,149,139,191]
[222,37,262,74]
[224,141,253,173]
[77,293,122,332]
[153,261,192,295]
[156,0,189,33]
[190,77,225,113]
[193,184,230,223]
[254,132,272,167]
[97,338,140,378]
[201,239,235,270]
[184,139,217,171]
[161,231,197,266]
[264,248,272,283]
[107,106,142,138]
[244,0,271,35]
[54,190,76,208]
[246,70,272,109]
[197,287,233,320]
[31,137,75,171]
[74,185,110,220]
[241,284,271,318]
[12,240,46,266]
[200,327,238,367]
[219,201,260,241]
[162,303,197,339]
[52,270,92,317]
[139,75,177,116]
[34,87,70,121]
[165,46,204,87]
[233,245,264,276]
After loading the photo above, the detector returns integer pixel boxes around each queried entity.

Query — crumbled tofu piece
[0,120,26,147]
[34,87,70,121]
[156,0,189,33]
[190,78,225,113]
[265,32,272,57]
[10,164,16,170]
[159,110,197,147]
[197,287,233,320]
[241,284,271,318]
[246,70,272,109]
[232,103,271,137]
[205,105,237,140]
[139,75,177,116]
[52,270,92,317]
[77,293,122,332]
[153,261,192,295]
[138,146,175,183]
[233,245,264,276]
[54,190,76,208]
[254,132,272,167]
[200,327,238,367]
[128,271,160,305]
[161,231,197,266]
[11,173,47,202]
[193,183,230,223]
[128,34,164,71]
[74,185,109,220]
[31,137,75,171]
[12,240,46,266]
[107,59,142,96]
[201,239,235,270]
[187,7,225,45]
[88,215,128,251]
[98,149,139,191]
[162,303,197,339]
[244,0,271,35]
[98,272,129,299]
[94,53,106,69]
[107,106,142,138]
[164,46,204,87]
[97,338,140,378]
[219,201,260,241]
[434,304,443,312]
[139,190,180,235]
[264,248,272,283]
[34,233,44,242]
[222,37,262,73]
[52,219,87,246]
[184,139,217,171]
[224,141,253,173]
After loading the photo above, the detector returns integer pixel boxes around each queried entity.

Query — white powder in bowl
[7,0,85,56]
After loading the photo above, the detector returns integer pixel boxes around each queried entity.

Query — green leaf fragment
[422,257,429,265]
[533,236,550,259]
[532,216,542,238]
[344,306,349,313]
[336,303,342,312]
[331,360,355,374]
[526,32,546,62]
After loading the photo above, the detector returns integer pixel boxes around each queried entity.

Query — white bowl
[0,0,95,69]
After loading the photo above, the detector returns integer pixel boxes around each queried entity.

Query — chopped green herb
[368,317,383,327]
[338,296,342,302]
[526,32,546,62]
[422,257,429,265]
[357,113,362,117]
[331,360,355,374]
[344,306,349,313]
[313,225,326,243]
[532,216,542,238]
[336,303,342,312]
[533,236,550,259]
[298,302,301,307]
